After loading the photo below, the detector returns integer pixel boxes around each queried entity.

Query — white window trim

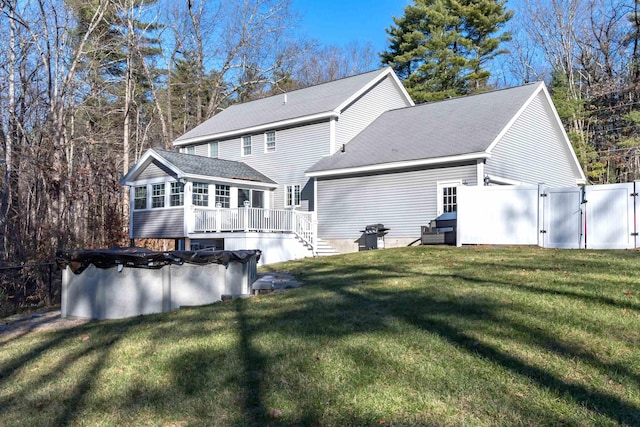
[151,183,167,209]
[241,135,252,157]
[169,181,185,207]
[215,184,232,208]
[192,181,209,207]
[133,185,148,210]
[436,180,462,216]
[132,179,187,211]
[285,184,301,207]
[264,130,276,153]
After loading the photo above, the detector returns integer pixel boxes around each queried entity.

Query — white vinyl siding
[132,209,185,238]
[215,121,331,210]
[335,74,413,150]
[317,164,477,239]
[138,160,175,180]
[485,91,583,187]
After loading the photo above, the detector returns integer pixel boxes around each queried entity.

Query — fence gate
[458,182,639,249]
[583,183,636,249]
[540,187,584,249]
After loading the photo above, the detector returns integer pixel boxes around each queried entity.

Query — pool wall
[61,255,258,320]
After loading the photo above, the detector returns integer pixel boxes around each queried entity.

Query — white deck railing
[192,207,315,249]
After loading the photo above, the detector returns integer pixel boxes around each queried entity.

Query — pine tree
[549,71,605,183]
[380,0,512,102]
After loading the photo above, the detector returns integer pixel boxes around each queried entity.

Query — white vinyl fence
[457,182,638,249]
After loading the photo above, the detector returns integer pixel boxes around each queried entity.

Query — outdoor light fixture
[484,175,490,186]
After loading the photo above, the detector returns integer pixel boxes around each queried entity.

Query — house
[121,68,585,263]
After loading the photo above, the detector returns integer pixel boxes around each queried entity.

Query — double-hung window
[182,146,195,155]
[170,182,184,207]
[285,184,301,207]
[215,185,231,208]
[209,141,218,158]
[192,182,209,206]
[134,186,147,210]
[242,135,252,156]
[265,131,276,153]
[151,183,165,208]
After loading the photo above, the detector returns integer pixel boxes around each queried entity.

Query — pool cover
[56,247,262,274]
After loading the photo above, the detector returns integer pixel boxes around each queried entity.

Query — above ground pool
[56,247,260,320]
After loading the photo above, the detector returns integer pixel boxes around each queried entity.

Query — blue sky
[293,0,412,53]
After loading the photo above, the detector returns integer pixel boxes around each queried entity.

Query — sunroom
[121,149,316,263]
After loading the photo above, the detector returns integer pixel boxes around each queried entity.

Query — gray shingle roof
[175,68,391,143]
[154,149,276,184]
[306,82,543,174]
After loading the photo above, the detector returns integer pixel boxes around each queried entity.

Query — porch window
[242,135,252,156]
[238,188,264,208]
[170,182,184,207]
[151,183,165,208]
[252,190,264,208]
[285,184,301,207]
[265,131,276,153]
[134,186,147,210]
[215,184,230,208]
[238,188,250,207]
[209,141,218,158]
[192,182,209,206]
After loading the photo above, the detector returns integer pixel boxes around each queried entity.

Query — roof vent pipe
[283,93,287,105]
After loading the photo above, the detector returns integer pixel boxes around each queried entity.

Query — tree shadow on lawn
[0,316,150,425]
[1,257,639,425]
[394,252,640,314]
[267,262,640,425]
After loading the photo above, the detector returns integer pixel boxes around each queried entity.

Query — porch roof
[121,149,277,187]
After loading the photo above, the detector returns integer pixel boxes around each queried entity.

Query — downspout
[128,185,134,246]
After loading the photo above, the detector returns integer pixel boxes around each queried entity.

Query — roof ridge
[413,81,543,107]
[224,67,388,109]
[380,81,544,115]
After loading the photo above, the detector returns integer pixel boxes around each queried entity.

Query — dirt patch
[0,308,89,339]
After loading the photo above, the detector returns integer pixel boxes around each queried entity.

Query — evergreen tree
[549,71,605,183]
[380,0,512,102]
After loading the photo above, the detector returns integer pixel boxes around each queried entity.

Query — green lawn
[1,246,639,426]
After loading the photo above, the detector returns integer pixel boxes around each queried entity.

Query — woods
[1,0,640,268]
[0,0,375,268]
